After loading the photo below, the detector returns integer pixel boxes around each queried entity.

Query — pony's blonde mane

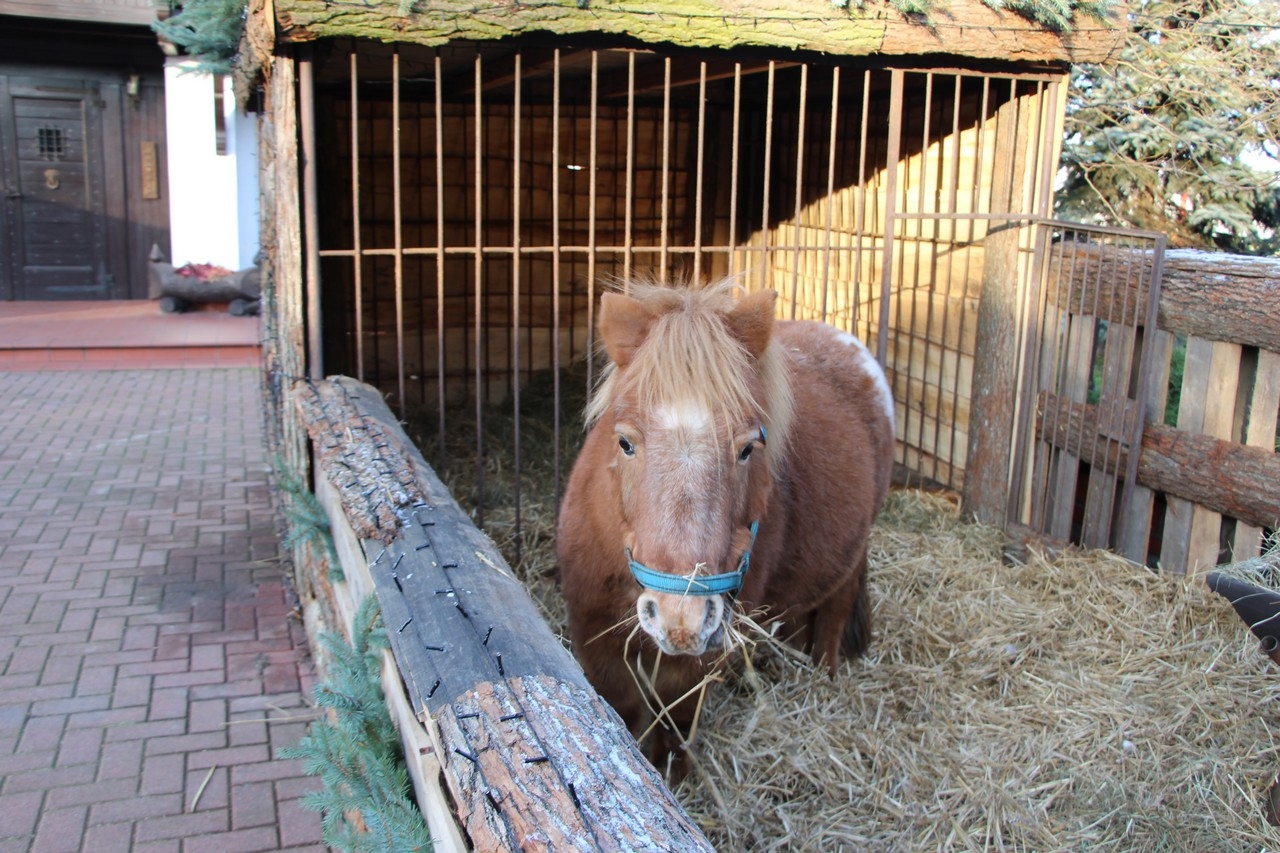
[586,279,794,474]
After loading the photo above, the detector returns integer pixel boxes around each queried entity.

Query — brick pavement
[0,369,324,852]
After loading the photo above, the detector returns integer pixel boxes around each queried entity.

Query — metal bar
[331,239,1054,258]
[935,72,964,486]
[552,49,563,508]
[906,71,933,479]
[820,65,840,323]
[876,69,904,368]
[659,56,672,282]
[299,48,323,381]
[853,69,871,337]
[727,63,741,279]
[623,52,635,286]
[434,53,447,467]
[789,62,808,319]
[512,51,524,562]
[758,61,775,293]
[692,60,707,284]
[349,51,364,382]
[587,50,598,395]
[392,49,406,413]
[473,53,485,528]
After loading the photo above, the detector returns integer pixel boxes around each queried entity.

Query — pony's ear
[599,291,657,368]
[726,289,777,359]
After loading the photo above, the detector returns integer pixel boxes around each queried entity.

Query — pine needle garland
[279,597,434,852]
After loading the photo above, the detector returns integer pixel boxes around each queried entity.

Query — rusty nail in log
[523,755,549,764]
[397,618,412,634]
[454,748,478,763]
[499,712,524,722]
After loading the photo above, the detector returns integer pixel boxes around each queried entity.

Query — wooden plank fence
[1020,246,1280,574]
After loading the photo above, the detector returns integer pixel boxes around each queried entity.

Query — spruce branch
[279,597,433,852]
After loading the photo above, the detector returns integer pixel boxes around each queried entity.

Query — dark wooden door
[1,75,113,300]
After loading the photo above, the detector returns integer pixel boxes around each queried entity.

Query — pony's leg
[810,555,870,676]
[840,563,872,659]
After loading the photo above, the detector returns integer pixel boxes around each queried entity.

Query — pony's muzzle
[636,590,726,656]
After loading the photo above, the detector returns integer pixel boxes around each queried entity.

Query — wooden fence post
[962,87,1031,527]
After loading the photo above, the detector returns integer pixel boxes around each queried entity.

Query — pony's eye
[738,442,754,462]
[618,436,636,457]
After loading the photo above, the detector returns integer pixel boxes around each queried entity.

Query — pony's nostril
[639,596,658,623]
[702,597,722,633]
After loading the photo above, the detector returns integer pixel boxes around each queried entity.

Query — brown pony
[556,280,895,766]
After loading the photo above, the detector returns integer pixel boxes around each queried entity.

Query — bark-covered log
[436,676,714,852]
[294,379,426,543]
[303,376,714,851]
[1036,391,1280,532]
[1049,245,1280,353]
[271,0,1121,65]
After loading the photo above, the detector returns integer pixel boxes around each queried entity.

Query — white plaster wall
[164,58,260,270]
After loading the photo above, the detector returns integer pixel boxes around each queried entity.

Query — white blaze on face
[834,330,895,429]
[634,402,731,655]
[655,403,710,432]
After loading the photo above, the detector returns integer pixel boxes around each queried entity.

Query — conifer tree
[1058,0,1280,254]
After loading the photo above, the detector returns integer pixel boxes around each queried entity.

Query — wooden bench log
[296,376,714,853]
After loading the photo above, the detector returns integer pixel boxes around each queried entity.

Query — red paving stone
[0,369,323,852]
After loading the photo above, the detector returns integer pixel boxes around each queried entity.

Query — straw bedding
[409,391,1280,851]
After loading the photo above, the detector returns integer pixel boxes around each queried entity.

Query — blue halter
[625,425,767,597]
[627,519,760,597]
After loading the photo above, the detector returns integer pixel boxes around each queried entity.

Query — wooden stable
[242,2,1124,510]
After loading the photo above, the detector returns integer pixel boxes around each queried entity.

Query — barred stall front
[304,41,1068,547]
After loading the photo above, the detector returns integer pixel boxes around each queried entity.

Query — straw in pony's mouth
[614,597,820,759]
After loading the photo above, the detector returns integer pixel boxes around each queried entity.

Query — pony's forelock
[585,279,794,474]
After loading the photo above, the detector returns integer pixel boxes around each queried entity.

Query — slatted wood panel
[1234,350,1280,560]
[1013,224,1165,554]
